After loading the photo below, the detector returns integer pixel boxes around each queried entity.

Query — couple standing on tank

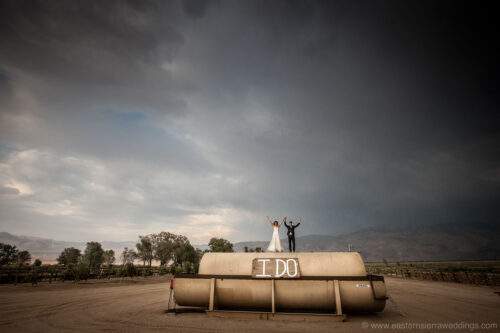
[266,216,301,253]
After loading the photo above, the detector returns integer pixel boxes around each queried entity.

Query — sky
[0,0,498,244]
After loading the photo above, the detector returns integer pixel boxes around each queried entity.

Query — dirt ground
[0,276,499,332]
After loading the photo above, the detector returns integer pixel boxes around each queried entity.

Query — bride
[266,216,285,252]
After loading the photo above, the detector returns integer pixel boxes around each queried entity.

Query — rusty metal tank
[173,252,386,313]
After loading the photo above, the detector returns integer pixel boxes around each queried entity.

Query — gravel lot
[0,276,499,332]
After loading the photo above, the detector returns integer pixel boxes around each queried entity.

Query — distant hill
[233,222,500,262]
[0,232,135,263]
[2,222,499,263]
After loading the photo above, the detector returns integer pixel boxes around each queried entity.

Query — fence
[369,269,500,286]
[4,265,499,286]
[0,265,165,285]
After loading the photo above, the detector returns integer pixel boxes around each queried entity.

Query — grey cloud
[0,186,20,195]
[181,0,214,20]
[0,0,498,242]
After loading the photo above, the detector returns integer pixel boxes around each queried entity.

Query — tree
[150,231,178,266]
[145,231,201,268]
[208,238,234,252]
[171,235,192,267]
[121,247,136,265]
[33,259,42,266]
[244,247,258,252]
[83,242,105,269]
[136,236,153,267]
[154,241,172,266]
[122,262,137,277]
[103,250,115,265]
[0,243,19,266]
[176,243,199,268]
[57,247,81,266]
[17,250,31,266]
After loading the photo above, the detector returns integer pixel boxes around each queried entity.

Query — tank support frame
[205,277,346,321]
[168,275,362,321]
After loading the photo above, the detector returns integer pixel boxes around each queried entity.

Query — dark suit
[284,223,300,252]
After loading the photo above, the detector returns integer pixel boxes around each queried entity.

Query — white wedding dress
[267,226,283,252]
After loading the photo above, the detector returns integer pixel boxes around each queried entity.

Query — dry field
[0,276,499,332]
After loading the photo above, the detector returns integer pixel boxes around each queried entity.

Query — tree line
[118,233,235,273]
[0,243,39,266]
[56,233,234,269]
[0,232,234,283]
[53,233,234,275]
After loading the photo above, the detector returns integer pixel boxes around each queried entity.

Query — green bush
[158,265,168,276]
[183,262,193,273]
[169,264,180,275]
[123,263,137,277]
[74,263,90,281]
[26,267,40,285]
[62,265,76,280]
[141,268,152,277]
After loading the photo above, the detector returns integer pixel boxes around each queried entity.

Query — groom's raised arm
[294,218,302,228]
[279,217,286,226]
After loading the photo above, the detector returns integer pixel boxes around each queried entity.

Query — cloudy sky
[0,0,498,244]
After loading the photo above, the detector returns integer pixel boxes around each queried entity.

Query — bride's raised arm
[266,216,273,226]
[279,217,286,227]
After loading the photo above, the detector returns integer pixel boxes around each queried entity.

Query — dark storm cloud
[0,0,498,242]
[169,0,499,230]
[181,0,213,19]
[0,0,207,168]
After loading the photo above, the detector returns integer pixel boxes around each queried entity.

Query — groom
[284,218,301,252]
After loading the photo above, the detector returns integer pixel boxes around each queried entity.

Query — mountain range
[233,222,500,262]
[1,222,498,263]
[0,232,136,263]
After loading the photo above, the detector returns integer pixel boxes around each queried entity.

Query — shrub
[26,267,40,285]
[74,263,90,281]
[169,264,179,275]
[158,266,168,276]
[114,266,124,277]
[183,262,193,273]
[62,265,76,280]
[123,263,137,277]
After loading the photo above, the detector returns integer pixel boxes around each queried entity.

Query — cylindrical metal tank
[174,252,386,313]
[199,252,367,276]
